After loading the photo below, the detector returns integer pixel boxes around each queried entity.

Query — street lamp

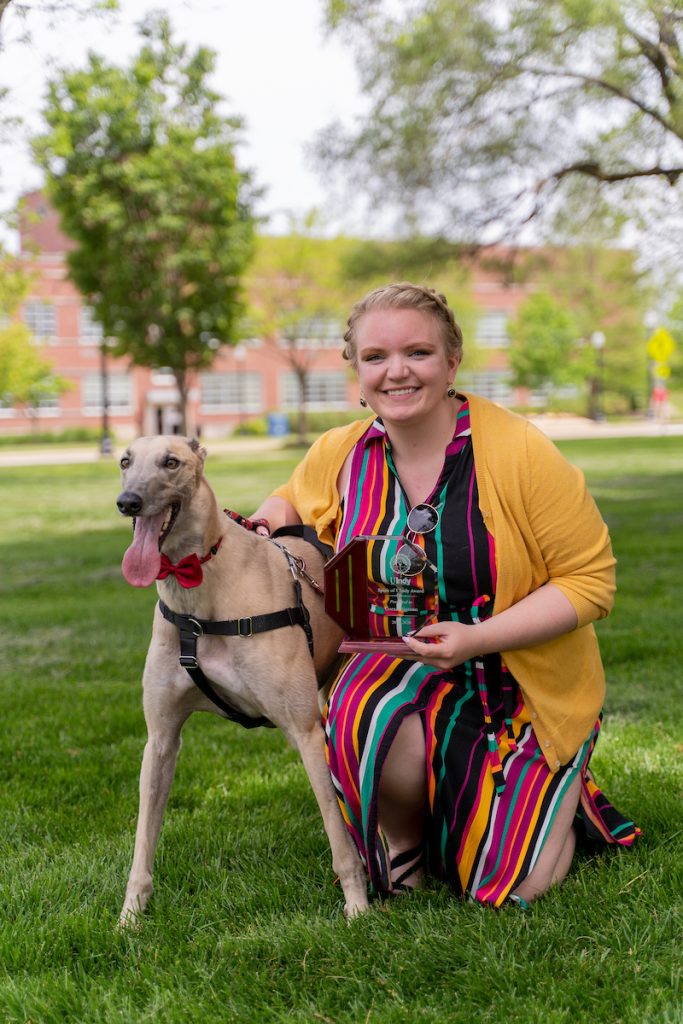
[590,331,606,421]
[99,338,113,456]
[644,311,658,417]
[234,344,246,427]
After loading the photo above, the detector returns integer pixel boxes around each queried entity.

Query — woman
[253,282,639,907]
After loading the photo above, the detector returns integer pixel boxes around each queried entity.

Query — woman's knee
[379,713,427,807]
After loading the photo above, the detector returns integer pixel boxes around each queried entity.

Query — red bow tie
[156,537,223,589]
[157,552,205,588]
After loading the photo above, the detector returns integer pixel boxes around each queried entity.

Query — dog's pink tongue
[121,511,167,587]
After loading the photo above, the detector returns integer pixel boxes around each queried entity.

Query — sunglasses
[390,502,440,578]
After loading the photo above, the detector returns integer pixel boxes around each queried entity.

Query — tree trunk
[173,369,188,436]
[296,367,308,444]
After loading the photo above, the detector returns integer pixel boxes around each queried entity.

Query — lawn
[0,438,680,1023]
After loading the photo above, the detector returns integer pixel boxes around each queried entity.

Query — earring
[447,384,457,398]
[360,395,368,407]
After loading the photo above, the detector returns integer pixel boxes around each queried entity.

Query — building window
[0,399,16,418]
[200,372,263,413]
[281,371,348,409]
[23,302,57,339]
[82,372,132,412]
[33,395,61,416]
[279,318,343,350]
[458,370,513,405]
[476,311,510,349]
[79,306,104,345]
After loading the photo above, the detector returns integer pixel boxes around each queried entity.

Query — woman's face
[354,307,458,426]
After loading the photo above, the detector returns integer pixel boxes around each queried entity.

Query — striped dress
[323,403,639,905]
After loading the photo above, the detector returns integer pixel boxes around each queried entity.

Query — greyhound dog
[116,435,369,924]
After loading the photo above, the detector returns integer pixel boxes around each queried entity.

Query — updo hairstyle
[342,282,464,369]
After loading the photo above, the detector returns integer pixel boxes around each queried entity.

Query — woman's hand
[401,621,483,669]
[401,584,579,669]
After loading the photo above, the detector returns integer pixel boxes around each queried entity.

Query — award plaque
[324,535,438,655]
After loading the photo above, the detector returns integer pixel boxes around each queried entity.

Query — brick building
[2,191,534,438]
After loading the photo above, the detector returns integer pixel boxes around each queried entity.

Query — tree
[0,256,69,424]
[507,244,651,414]
[508,292,585,404]
[245,215,355,443]
[32,13,256,433]
[320,0,683,247]
[0,0,117,36]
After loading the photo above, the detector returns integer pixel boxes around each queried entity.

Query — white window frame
[476,311,510,349]
[82,372,132,414]
[23,301,57,339]
[199,372,263,413]
[280,370,348,410]
[79,306,104,345]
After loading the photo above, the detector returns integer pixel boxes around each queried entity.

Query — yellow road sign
[647,328,676,363]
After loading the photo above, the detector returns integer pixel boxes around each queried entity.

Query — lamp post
[99,339,113,455]
[644,310,658,418]
[590,331,606,421]
[234,343,246,427]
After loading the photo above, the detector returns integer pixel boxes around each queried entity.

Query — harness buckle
[179,654,199,669]
[237,617,253,638]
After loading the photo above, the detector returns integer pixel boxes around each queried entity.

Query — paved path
[0,418,681,467]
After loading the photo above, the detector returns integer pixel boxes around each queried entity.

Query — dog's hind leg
[119,701,190,927]
[294,722,369,918]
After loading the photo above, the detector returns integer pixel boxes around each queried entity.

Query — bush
[0,427,103,446]
[231,417,269,437]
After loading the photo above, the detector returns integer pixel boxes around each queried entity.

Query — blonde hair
[342,282,464,368]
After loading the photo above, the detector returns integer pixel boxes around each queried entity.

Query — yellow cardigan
[273,393,616,770]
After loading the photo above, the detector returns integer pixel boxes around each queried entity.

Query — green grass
[0,440,681,1023]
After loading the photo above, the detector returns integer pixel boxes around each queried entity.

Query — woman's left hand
[401,621,484,669]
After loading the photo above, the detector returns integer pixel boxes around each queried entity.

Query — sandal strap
[389,844,424,871]
[390,845,425,889]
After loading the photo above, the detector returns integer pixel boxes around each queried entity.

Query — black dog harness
[158,526,326,729]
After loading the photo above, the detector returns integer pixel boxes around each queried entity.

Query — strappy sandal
[390,844,425,893]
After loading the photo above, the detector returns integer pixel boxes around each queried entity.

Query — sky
[0,0,366,246]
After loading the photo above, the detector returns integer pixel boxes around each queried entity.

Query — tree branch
[522,64,681,139]
[539,160,683,190]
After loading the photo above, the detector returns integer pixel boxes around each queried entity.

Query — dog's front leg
[119,698,190,927]
[295,723,369,918]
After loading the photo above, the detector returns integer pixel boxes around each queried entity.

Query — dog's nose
[117,491,143,516]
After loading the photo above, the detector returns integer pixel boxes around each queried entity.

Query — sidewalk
[0,417,681,467]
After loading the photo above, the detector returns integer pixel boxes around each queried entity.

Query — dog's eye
[120,456,130,469]
[164,456,180,469]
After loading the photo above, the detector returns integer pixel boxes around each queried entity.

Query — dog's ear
[187,438,207,464]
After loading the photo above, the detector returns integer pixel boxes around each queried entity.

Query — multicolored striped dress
[323,403,639,905]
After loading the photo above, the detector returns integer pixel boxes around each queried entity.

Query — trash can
[267,413,289,437]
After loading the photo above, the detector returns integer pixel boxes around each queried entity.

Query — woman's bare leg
[512,774,581,903]
[378,713,428,890]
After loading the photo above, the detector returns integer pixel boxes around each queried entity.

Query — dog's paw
[117,899,147,932]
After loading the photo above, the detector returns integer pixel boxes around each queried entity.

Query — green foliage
[32,13,256,428]
[0,426,101,446]
[0,254,69,410]
[245,220,356,442]
[508,292,586,394]
[663,296,683,387]
[536,246,651,411]
[320,0,683,244]
[0,439,680,1021]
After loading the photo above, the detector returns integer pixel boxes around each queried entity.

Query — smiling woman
[252,280,639,908]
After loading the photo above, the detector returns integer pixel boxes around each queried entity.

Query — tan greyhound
[116,435,369,924]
